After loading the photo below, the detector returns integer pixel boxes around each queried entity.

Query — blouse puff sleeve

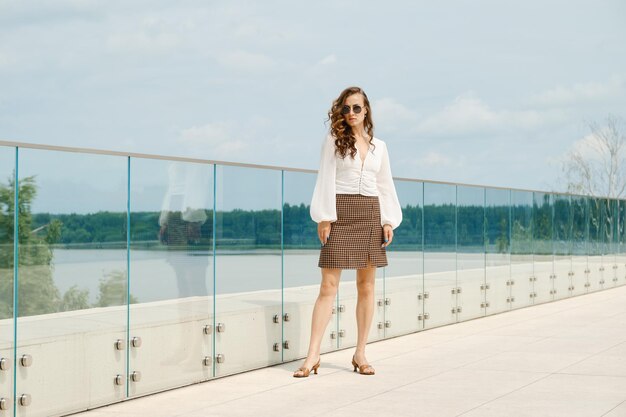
[310,134,337,223]
[377,142,403,230]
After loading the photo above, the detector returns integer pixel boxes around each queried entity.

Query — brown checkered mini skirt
[318,194,388,269]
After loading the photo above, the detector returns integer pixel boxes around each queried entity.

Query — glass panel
[553,194,571,299]
[214,165,281,376]
[16,149,127,416]
[282,171,336,362]
[129,159,213,395]
[384,180,423,337]
[571,195,588,295]
[0,146,15,417]
[485,188,511,314]
[5,142,626,415]
[423,182,456,328]
[532,192,553,303]
[456,185,485,320]
[605,199,618,287]
[619,200,626,285]
[510,190,533,308]
[588,197,603,290]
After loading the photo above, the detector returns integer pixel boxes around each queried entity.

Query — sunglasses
[341,104,363,115]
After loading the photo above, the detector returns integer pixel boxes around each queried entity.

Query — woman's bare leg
[295,267,341,374]
[354,262,376,367]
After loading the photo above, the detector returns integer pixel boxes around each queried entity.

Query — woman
[293,86,402,377]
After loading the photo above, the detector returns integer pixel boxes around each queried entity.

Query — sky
[1,0,625,200]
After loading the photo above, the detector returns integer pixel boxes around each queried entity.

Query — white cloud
[553,124,626,197]
[571,133,600,156]
[306,54,338,79]
[106,31,180,54]
[394,150,470,185]
[232,19,289,45]
[416,93,494,135]
[249,115,273,129]
[529,75,625,107]
[372,97,416,131]
[568,128,622,163]
[217,50,276,72]
[0,52,15,69]
[415,92,566,136]
[317,54,336,66]
[419,151,455,168]
[106,15,183,55]
[177,122,245,159]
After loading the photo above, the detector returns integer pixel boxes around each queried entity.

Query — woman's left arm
[377,143,403,247]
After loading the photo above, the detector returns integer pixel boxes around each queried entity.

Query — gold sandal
[352,355,375,375]
[293,358,320,378]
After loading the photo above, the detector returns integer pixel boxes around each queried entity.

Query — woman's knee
[357,284,374,298]
[356,276,375,297]
[319,279,338,298]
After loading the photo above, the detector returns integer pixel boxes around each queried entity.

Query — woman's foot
[351,353,375,375]
[293,355,321,378]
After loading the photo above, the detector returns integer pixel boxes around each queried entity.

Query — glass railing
[0,141,625,417]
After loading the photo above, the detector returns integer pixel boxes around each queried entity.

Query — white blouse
[310,133,403,229]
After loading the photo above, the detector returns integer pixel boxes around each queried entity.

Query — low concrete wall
[0,258,624,417]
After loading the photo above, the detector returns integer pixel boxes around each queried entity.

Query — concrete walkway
[73,285,626,417]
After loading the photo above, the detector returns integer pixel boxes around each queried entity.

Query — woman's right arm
[310,134,337,244]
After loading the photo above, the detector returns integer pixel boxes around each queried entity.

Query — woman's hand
[381,224,393,248]
[318,221,331,245]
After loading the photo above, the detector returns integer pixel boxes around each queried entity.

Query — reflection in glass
[620,199,626,284]
[423,182,456,327]
[17,150,128,313]
[485,188,511,313]
[130,159,214,393]
[131,161,212,302]
[588,197,603,289]
[0,148,15,320]
[553,194,571,299]
[511,190,533,308]
[456,185,485,320]
[17,148,128,413]
[0,146,15,410]
[532,192,553,303]
[571,196,588,294]
[384,180,423,336]
[215,165,282,375]
[604,199,618,286]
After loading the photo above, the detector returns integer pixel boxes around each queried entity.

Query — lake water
[42,248,497,304]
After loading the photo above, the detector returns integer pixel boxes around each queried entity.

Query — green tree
[0,174,78,317]
[495,218,509,253]
[95,270,138,307]
[60,285,90,312]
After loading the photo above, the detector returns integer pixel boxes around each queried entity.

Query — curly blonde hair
[327,86,375,159]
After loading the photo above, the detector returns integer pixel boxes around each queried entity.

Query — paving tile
[182,374,392,417]
[559,342,626,378]
[319,395,463,417]
[512,334,625,356]
[459,374,626,417]
[435,334,545,352]
[602,400,626,417]
[460,350,590,374]
[321,368,546,417]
